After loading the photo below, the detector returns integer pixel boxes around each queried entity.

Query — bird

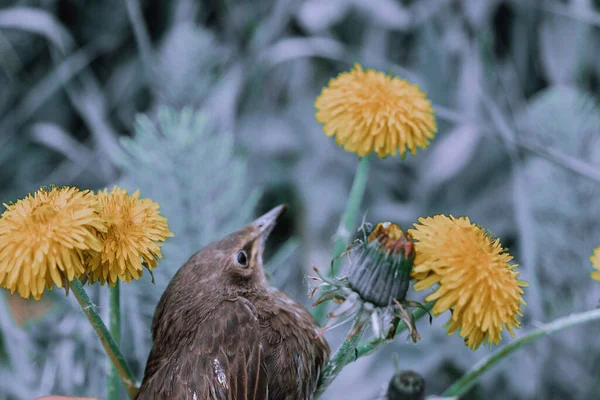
[136,204,330,400]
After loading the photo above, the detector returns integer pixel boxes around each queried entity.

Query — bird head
[150,205,288,341]
[175,204,288,296]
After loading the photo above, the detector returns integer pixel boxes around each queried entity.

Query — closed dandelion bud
[311,221,425,343]
[348,222,415,307]
[386,370,425,400]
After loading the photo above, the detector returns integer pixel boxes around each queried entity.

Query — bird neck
[227,280,270,301]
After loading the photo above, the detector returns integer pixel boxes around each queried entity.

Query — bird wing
[261,290,330,399]
[136,298,268,400]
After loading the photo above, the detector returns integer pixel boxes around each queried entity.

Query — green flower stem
[355,302,434,359]
[71,279,138,399]
[315,302,432,398]
[331,156,370,274]
[442,308,600,397]
[314,318,369,399]
[313,156,370,323]
[107,282,122,400]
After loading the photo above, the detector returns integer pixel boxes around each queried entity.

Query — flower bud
[348,222,415,307]
[310,221,423,342]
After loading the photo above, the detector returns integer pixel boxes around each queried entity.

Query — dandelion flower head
[409,215,528,350]
[88,187,173,286]
[0,187,105,299]
[315,63,437,158]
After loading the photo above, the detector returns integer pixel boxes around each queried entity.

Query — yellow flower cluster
[0,186,173,299]
[409,215,528,350]
[315,61,599,353]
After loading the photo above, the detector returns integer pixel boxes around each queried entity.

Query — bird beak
[252,204,288,239]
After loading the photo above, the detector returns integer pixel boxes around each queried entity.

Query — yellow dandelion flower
[591,246,600,281]
[315,63,437,158]
[88,187,173,286]
[0,187,105,300]
[408,215,528,350]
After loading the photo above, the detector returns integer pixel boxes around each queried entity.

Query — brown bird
[136,205,330,400]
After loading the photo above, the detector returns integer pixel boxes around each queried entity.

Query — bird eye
[236,250,248,267]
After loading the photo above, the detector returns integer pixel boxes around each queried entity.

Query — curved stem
[107,282,122,400]
[313,156,370,323]
[442,308,600,397]
[314,318,368,399]
[71,279,138,399]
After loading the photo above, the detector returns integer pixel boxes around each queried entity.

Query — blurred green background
[1,0,600,399]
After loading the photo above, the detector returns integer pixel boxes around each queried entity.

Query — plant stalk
[107,282,122,400]
[314,318,368,399]
[314,302,432,398]
[442,308,600,397]
[71,279,138,399]
[313,156,370,323]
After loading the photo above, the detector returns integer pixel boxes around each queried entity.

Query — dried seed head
[348,222,415,307]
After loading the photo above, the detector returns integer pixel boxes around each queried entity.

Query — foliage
[0,0,600,399]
